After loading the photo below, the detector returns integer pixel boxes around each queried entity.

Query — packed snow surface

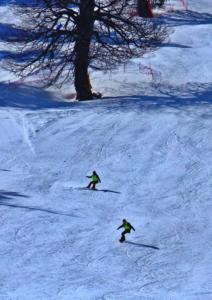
[0,1,212,299]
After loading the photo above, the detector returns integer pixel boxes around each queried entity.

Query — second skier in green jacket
[117,219,135,243]
[86,171,101,190]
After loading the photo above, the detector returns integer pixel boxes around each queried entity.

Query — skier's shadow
[97,189,121,194]
[125,241,159,250]
[79,188,121,194]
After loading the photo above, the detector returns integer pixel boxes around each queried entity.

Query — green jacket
[87,173,100,183]
[92,174,99,182]
[124,222,131,230]
[117,221,135,232]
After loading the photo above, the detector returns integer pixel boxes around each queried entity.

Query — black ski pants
[120,229,130,242]
[87,181,98,189]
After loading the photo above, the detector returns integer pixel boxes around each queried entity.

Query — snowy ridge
[0,0,212,299]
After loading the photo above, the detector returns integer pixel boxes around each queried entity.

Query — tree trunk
[137,0,153,18]
[74,0,95,101]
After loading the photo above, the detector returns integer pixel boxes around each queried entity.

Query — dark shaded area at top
[0,0,46,7]
[0,0,77,7]
[1,0,211,25]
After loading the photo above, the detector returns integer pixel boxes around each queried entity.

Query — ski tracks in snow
[21,112,36,156]
[5,110,37,168]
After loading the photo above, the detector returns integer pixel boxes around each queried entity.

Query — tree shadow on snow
[125,241,159,250]
[0,22,28,43]
[0,82,72,110]
[0,82,212,113]
[159,42,191,49]
[0,49,40,63]
[161,10,212,27]
[0,190,81,218]
[0,0,52,8]
[0,190,29,200]
[90,83,212,116]
[0,202,81,218]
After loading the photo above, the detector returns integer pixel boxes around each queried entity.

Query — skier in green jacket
[86,171,101,190]
[117,219,135,243]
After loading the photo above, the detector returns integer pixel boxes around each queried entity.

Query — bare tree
[8,0,167,100]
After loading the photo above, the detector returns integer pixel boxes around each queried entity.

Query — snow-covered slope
[0,1,212,299]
